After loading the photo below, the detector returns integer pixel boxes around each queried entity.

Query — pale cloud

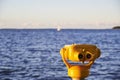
[0,21,120,29]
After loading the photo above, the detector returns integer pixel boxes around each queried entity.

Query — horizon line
[0,28,113,30]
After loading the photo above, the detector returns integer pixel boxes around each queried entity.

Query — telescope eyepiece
[86,54,91,59]
[78,54,83,59]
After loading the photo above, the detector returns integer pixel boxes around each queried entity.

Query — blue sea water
[0,29,120,80]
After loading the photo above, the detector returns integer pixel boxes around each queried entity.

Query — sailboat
[57,25,61,31]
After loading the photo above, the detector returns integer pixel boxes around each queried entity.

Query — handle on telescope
[60,48,71,69]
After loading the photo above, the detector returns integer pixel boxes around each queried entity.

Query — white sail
[57,25,61,31]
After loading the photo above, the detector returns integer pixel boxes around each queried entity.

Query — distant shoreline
[112,26,120,29]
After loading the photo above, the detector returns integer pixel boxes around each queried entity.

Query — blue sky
[0,0,120,29]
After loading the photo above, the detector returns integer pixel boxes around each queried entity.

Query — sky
[0,0,120,29]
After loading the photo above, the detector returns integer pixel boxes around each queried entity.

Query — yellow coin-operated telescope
[60,44,101,80]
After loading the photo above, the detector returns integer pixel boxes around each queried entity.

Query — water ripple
[0,29,120,80]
